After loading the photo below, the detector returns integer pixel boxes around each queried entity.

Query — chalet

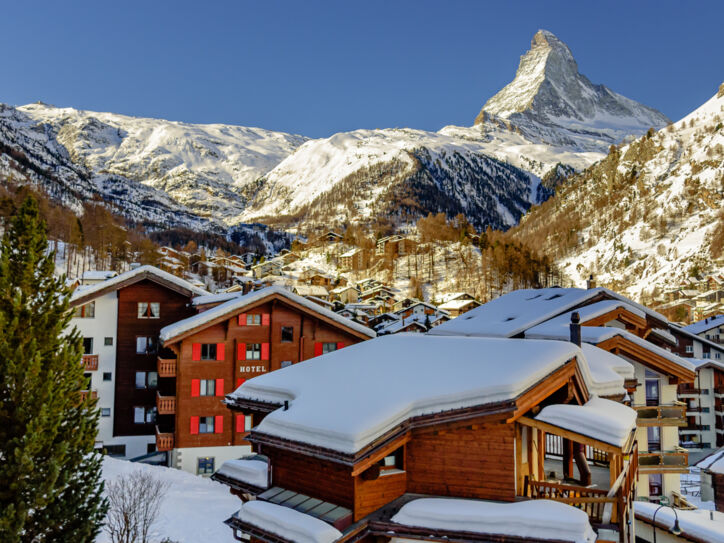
[356,278,380,291]
[331,285,359,305]
[438,293,482,317]
[306,273,334,288]
[359,285,398,303]
[430,287,697,503]
[697,449,724,512]
[339,248,370,272]
[239,252,258,267]
[292,285,330,301]
[157,286,375,475]
[393,300,448,321]
[375,235,415,258]
[655,300,695,324]
[251,259,284,279]
[683,314,724,345]
[81,270,118,285]
[158,256,185,276]
[218,334,639,543]
[305,296,336,311]
[317,231,343,244]
[69,266,208,459]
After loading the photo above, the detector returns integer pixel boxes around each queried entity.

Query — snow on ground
[97,457,238,543]
[635,501,724,543]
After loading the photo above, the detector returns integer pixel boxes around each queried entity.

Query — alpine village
[1,7,723,543]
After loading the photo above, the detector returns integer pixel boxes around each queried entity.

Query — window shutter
[215,378,224,396]
[238,343,246,361]
[262,313,270,326]
[215,415,224,434]
[337,342,345,350]
[191,379,200,397]
[314,342,323,357]
[190,416,199,435]
[216,343,225,361]
[238,313,246,326]
[236,414,243,433]
[192,343,201,361]
[261,343,270,360]
[236,378,245,389]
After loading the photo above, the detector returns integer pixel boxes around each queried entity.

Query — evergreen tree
[0,196,107,542]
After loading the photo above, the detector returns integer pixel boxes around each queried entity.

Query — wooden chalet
[218,334,639,543]
[156,286,375,474]
[696,449,724,512]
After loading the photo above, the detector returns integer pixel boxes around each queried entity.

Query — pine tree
[0,196,107,542]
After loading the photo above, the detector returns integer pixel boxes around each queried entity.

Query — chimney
[570,312,581,347]
[586,274,596,289]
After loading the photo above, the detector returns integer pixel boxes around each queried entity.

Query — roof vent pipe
[570,312,581,347]
[283,400,289,411]
[586,274,596,289]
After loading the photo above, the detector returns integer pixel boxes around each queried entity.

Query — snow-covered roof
[228,335,582,454]
[684,315,724,335]
[70,265,208,303]
[82,270,118,281]
[391,498,596,543]
[580,343,633,396]
[293,285,329,297]
[649,327,677,345]
[340,248,360,258]
[635,501,724,543]
[438,292,475,303]
[235,500,342,543]
[192,291,241,306]
[696,448,724,473]
[160,286,374,343]
[215,458,269,489]
[536,396,637,448]
[438,298,479,310]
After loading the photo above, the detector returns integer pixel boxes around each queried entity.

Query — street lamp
[652,503,682,543]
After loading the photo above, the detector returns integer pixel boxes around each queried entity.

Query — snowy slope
[18,103,306,222]
[513,84,724,297]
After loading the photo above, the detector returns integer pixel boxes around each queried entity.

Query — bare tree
[105,471,170,543]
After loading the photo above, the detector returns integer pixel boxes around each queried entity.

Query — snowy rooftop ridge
[160,286,375,343]
[635,501,724,543]
[229,335,583,454]
[236,500,342,543]
[70,265,209,303]
[391,498,596,543]
[683,315,724,335]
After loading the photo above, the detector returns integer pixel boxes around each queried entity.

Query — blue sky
[3,1,722,138]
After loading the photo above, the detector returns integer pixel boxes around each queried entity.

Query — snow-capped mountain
[17,103,306,222]
[512,83,724,296]
[441,30,670,176]
[240,128,540,230]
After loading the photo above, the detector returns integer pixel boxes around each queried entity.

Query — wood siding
[354,471,406,521]
[406,422,516,501]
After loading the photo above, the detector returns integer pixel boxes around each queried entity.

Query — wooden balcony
[715,385,724,396]
[678,384,700,395]
[156,393,176,415]
[633,403,687,426]
[82,354,99,371]
[638,450,689,474]
[155,427,174,451]
[157,357,177,378]
[79,390,98,402]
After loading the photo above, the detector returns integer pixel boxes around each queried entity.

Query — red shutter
[337,342,345,350]
[236,378,245,389]
[262,313,270,326]
[238,343,246,361]
[190,416,199,435]
[314,342,323,357]
[216,343,225,361]
[238,313,246,326]
[215,378,224,396]
[191,379,200,397]
[236,414,244,433]
[215,415,224,434]
[192,343,201,361]
[261,343,270,360]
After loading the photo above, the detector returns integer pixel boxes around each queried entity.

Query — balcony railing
[529,481,612,523]
[545,434,609,464]
[633,403,687,426]
[82,354,99,371]
[678,384,701,395]
[79,390,98,402]
[715,386,724,396]
[638,450,689,474]
[155,427,174,451]
[156,393,176,415]
[157,357,177,378]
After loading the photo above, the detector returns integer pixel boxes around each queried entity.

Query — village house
[339,248,370,272]
[156,286,375,475]
[696,449,724,512]
[217,334,639,543]
[438,292,482,317]
[375,235,415,259]
[430,287,696,503]
[677,358,724,449]
[251,259,285,279]
[292,284,330,301]
[69,265,208,459]
[330,285,359,305]
[393,300,448,321]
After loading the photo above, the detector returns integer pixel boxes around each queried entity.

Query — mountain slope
[510,84,724,296]
[17,103,306,222]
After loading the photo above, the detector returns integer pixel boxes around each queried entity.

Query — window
[133,406,156,424]
[83,372,92,390]
[322,342,338,354]
[236,414,253,433]
[104,444,126,457]
[703,388,711,395]
[378,446,404,473]
[135,371,158,389]
[137,302,160,319]
[717,353,722,360]
[200,379,216,396]
[702,425,711,431]
[704,352,711,359]
[83,337,94,354]
[147,443,156,454]
[104,337,113,346]
[103,372,112,381]
[703,407,710,413]
[686,345,693,353]
[74,302,95,318]
[197,457,215,475]
[246,343,261,360]
[201,344,217,360]
[199,416,215,434]
[101,408,111,417]
[246,314,261,326]
[136,336,157,354]
[281,326,294,343]
[281,360,292,369]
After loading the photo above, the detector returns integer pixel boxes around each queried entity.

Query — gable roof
[70,265,208,306]
[683,315,724,335]
[160,285,375,344]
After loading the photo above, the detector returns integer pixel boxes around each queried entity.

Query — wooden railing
[82,354,99,371]
[715,385,724,396]
[529,480,612,523]
[155,427,174,451]
[157,357,177,378]
[638,450,689,473]
[546,434,609,464]
[633,403,687,426]
[79,390,98,402]
[678,384,700,395]
[156,393,176,415]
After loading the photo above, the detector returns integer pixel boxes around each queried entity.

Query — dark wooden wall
[354,471,407,521]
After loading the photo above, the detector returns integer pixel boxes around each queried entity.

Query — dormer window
[74,302,95,318]
[378,446,404,474]
[137,302,160,319]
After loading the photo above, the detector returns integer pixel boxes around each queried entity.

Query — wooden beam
[596,335,695,383]
[350,433,410,476]
[518,416,622,455]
